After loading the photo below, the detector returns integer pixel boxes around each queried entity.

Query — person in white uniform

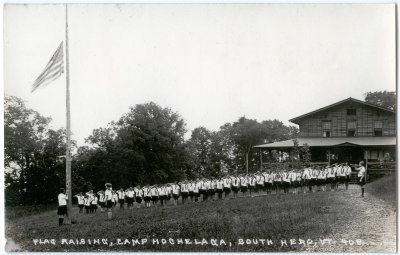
[355,161,366,197]
[74,192,84,213]
[57,188,68,226]
[104,183,113,220]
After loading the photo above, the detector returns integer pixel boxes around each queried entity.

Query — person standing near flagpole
[31,5,73,223]
[64,4,73,223]
[57,188,68,226]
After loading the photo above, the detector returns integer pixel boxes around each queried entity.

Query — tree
[231,117,262,174]
[4,96,67,205]
[80,102,189,189]
[208,126,236,176]
[260,119,299,143]
[290,139,311,169]
[364,91,396,111]
[116,102,187,185]
[186,127,212,178]
[229,117,299,174]
[5,95,301,205]
[186,125,237,178]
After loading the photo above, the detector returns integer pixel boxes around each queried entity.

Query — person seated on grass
[57,188,68,226]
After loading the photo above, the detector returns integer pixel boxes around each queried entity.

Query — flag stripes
[31,42,64,92]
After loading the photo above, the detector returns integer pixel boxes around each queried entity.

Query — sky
[3,4,396,147]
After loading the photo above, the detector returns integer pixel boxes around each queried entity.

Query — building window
[374,121,383,129]
[322,120,331,137]
[322,121,331,130]
[347,109,357,116]
[347,121,356,137]
[374,121,383,136]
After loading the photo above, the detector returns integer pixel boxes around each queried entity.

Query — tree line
[4,91,395,205]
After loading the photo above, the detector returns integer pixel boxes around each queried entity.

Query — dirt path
[302,185,396,253]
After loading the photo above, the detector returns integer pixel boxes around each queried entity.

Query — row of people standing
[73,163,354,212]
[57,162,366,224]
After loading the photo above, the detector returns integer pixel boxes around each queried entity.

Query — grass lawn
[5,204,57,220]
[5,178,396,252]
[365,174,396,208]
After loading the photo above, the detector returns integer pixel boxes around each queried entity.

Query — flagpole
[65,4,72,223]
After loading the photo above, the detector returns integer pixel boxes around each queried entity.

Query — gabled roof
[289,97,396,124]
[253,137,396,148]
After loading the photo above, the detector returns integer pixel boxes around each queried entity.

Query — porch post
[365,150,368,182]
[327,150,331,166]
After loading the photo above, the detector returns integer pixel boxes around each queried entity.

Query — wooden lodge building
[254,97,396,166]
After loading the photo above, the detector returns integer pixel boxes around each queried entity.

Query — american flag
[31,42,64,92]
